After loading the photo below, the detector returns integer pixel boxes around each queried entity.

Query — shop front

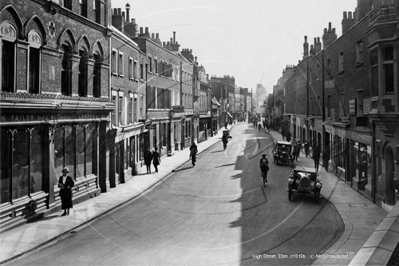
[0,107,111,231]
[347,130,373,199]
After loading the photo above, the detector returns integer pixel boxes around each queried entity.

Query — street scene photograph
[0,0,399,265]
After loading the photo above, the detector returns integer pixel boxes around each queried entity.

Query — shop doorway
[385,147,396,205]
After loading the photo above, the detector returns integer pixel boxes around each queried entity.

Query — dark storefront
[0,105,112,231]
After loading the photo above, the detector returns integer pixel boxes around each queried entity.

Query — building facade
[0,0,113,230]
[278,0,399,210]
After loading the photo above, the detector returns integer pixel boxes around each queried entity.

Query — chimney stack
[125,3,130,22]
[303,36,309,58]
[342,11,355,34]
[322,22,337,48]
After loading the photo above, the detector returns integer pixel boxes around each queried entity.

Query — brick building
[108,7,145,190]
[211,75,236,125]
[278,0,399,209]
[0,0,113,230]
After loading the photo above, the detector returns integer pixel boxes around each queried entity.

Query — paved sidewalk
[266,129,387,266]
[0,125,232,264]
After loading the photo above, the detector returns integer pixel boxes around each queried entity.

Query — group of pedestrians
[144,148,161,174]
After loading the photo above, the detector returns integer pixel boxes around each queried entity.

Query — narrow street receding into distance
[8,123,344,266]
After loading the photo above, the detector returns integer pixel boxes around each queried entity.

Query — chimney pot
[118,8,121,15]
[343,11,347,19]
[348,11,352,19]
[156,33,159,38]
[140,27,143,34]
[145,27,149,33]
[173,31,176,44]
[152,33,155,39]
[329,22,332,31]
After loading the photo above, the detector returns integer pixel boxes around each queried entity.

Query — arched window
[1,22,17,92]
[78,49,88,97]
[61,44,72,95]
[28,30,42,94]
[93,52,101,97]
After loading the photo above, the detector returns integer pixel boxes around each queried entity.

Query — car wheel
[288,189,292,201]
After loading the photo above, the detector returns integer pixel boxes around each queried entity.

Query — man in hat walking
[58,167,74,216]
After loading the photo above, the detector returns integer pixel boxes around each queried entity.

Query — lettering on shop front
[1,114,107,123]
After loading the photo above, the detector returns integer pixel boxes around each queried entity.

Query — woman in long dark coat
[144,148,153,173]
[152,148,160,172]
[58,167,74,216]
[189,142,198,166]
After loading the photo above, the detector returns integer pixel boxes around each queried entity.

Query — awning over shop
[226,112,233,118]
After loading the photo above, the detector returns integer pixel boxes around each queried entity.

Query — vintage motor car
[273,141,293,166]
[288,166,322,203]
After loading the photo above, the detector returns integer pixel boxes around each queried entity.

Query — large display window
[349,140,371,190]
[0,128,44,204]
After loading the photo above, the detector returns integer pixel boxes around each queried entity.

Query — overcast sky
[111,0,358,94]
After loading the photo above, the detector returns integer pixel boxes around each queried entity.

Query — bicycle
[261,167,269,187]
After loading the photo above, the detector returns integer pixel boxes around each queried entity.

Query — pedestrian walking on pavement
[189,142,198,166]
[152,148,160,172]
[304,141,309,157]
[295,141,301,161]
[323,146,330,172]
[313,145,321,171]
[144,148,153,173]
[58,167,74,216]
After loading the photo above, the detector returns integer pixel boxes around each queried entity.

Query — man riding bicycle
[259,154,269,186]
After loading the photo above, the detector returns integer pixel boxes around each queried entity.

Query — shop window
[76,126,85,177]
[0,130,11,204]
[30,129,42,194]
[85,124,95,176]
[93,53,101,97]
[61,45,72,96]
[78,49,88,96]
[383,46,394,95]
[54,128,65,175]
[129,136,135,169]
[64,126,74,176]
[12,130,29,200]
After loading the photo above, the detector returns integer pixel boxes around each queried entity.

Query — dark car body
[273,141,293,166]
[288,166,322,203]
